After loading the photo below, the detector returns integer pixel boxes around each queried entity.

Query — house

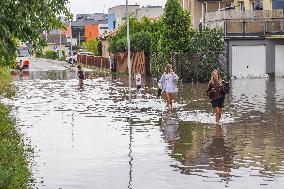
[108,5,140,31]
[108,5,163,31]
[43,33,68,53]
[180,0,284,77]
[76,13,109,35]
[64,21,101,46]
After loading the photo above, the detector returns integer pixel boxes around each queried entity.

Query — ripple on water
[1,76,284,189]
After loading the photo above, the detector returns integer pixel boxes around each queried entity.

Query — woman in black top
[206,70,225,124]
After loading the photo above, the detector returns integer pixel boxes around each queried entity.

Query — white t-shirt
[164,73,175,93]
[135,73,141,86]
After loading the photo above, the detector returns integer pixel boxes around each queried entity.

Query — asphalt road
[28,58,68,71]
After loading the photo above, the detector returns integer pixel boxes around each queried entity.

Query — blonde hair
[210,69,221,84]
[165,64,172,73]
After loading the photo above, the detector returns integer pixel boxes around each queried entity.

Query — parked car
[16,47,30,69]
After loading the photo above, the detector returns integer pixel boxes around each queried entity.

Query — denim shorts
[211,97,225,108]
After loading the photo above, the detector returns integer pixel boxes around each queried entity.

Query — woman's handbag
[157,88,162,97]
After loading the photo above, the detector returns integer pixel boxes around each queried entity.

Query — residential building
[76,13,109,35]
[108,5,140,31]
[108,5,163,31]
[76,13,107,21]
[195,0,284,78]
[43,33,68,53]
[64,21,101,46]
[136,6,163,20]
[180,0,233,28]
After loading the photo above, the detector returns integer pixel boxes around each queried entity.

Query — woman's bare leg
[169,93,173,108]
[215,107,222,123]
[165,92,171,108]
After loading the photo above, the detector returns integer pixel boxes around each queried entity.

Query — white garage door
[232,45,266,78]
[275,45,284,77]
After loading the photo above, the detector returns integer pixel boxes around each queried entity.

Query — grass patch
[0,67,31,189]
[0,67,15,98]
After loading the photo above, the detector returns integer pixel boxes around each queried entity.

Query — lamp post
[126,0,131,101]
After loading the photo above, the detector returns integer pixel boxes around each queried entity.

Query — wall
[108,5,140,30]
[85,24,99,41]
[99,24,109,35]
[43,44,67,53]
[263,0,272,10]
[190,0,202,28]
[136,7,163,20]
[108,13,116,31]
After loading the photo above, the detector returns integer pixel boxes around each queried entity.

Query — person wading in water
[206,70,226,124]
[158,64,179,109]
[77,65,85,89]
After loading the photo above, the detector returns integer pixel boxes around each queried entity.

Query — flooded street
[2,66,284,188]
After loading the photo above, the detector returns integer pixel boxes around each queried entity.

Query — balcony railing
[205,9,284,23]
[225,19,284,37]
[205,10,284,37]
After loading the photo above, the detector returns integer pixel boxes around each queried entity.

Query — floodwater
[3,69,284,189]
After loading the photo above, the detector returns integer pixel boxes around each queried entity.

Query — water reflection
[2,73,284,189]
[161,109,180,147]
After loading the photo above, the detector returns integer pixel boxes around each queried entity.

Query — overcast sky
[69,0,167,15]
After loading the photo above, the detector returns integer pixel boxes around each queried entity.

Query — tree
[0,0,71,66]
[159,0,191,54]
[108,17,163,53]
[83,39,99,55]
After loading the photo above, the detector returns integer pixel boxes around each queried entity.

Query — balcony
[205,10,284,37]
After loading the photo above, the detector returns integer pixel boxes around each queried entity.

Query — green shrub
[44,50,57,60]
[0,67,31,188]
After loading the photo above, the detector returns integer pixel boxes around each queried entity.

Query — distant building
[76,13,108,22]
[108,5,140,31]
[108,5,163,31]
[136,5,163,20]
[75,13,109,36]
[43,33,68,53]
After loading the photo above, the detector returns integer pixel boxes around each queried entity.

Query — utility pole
[59,29,62,60]
[70,7,74,66]
[126,0,131,101]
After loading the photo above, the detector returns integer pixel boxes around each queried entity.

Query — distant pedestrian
[77,65,84,88]
[134,71,142,91]
[158,64,179,109]
[206,70,226,124]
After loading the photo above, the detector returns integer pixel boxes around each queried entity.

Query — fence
[78,54,110,69]
[150,51,228,83]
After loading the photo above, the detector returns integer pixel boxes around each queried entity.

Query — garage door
[275,45,284,77]
[232,45,266,78]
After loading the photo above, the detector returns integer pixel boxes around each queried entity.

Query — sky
[69,0,167,16]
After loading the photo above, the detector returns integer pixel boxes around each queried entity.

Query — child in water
[77,65,84,88]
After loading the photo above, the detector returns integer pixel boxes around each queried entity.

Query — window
[239,1,245,11]
[273,0,284,9]
[252,1,263,10]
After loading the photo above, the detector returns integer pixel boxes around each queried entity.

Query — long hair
[209,69,221,84]
[165,64,172,74]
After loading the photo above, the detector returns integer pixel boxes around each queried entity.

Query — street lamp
[126,0,131,101]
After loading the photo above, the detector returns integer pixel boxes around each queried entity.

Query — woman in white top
[158,64,179,109]
[134,71,142,91]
